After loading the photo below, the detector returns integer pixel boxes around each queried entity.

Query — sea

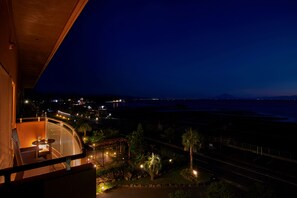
[109,99,297,123]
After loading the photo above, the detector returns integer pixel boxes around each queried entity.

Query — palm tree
[143,153,162,181]
[77,122,92,137]
[182,128,201,171]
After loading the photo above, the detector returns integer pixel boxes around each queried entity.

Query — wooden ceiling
[12,0,88,88]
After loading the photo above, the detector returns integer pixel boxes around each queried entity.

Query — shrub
[180,168,199,182]
[96,182,115,194]
[169,189,191,198]
[206,181,235,198]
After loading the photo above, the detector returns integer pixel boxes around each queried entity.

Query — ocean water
[114,99,297,123]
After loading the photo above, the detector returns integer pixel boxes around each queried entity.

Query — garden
[77,121,240,198]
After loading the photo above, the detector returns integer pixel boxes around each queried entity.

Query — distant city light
[58,110,70,116]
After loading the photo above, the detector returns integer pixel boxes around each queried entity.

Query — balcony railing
[0,116,86,184]
[18,117,83,166]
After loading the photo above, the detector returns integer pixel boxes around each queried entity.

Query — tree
[77,122,92,137]
[143,153,162,181]
[89,130,105,143]
[126,123,144,159]
[162,126,176,143]
[182,128,201,171]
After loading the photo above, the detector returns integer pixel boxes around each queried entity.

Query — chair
[31,137,56,159]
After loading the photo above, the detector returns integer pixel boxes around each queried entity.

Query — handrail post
[4,173,11,184]
[66,157,71,171]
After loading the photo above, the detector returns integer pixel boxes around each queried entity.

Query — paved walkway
[97,186,205,198]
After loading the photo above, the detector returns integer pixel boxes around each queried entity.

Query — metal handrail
[0,149,86,184]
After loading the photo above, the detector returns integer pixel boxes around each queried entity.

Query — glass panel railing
[17,117,83,166]
[46,118,82,166]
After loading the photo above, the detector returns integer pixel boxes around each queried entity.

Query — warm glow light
[24,100,29,104]
[140,164,144,169]
[105,152,109,155]
[114,152,116,155]
[169,159,173,163]
[193,170,198,177]
[94,164,97,168]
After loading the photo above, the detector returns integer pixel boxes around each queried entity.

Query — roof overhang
[12,0,88,88]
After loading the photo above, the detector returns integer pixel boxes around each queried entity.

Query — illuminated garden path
[97,186,205,198]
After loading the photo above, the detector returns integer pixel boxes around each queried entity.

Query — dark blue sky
[35,0,297,98]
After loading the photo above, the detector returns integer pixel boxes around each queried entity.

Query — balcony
[0,117,96,197]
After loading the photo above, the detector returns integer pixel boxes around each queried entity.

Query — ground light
[97,182,115,194]
[193,170,198,177]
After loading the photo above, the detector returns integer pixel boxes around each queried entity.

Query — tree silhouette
[77,122,92,137]
[182,128,201,171]
[126,123,144,159]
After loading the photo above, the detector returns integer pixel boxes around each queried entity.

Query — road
[97,137,297,197]
[145,137,297,195]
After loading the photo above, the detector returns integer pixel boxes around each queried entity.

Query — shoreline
[109,104,297,152]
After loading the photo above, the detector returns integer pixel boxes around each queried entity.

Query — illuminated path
[97,187,204,198]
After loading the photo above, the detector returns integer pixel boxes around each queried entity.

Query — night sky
[35,0,297,98]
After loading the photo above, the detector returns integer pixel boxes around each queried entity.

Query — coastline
[109,99,297,152]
